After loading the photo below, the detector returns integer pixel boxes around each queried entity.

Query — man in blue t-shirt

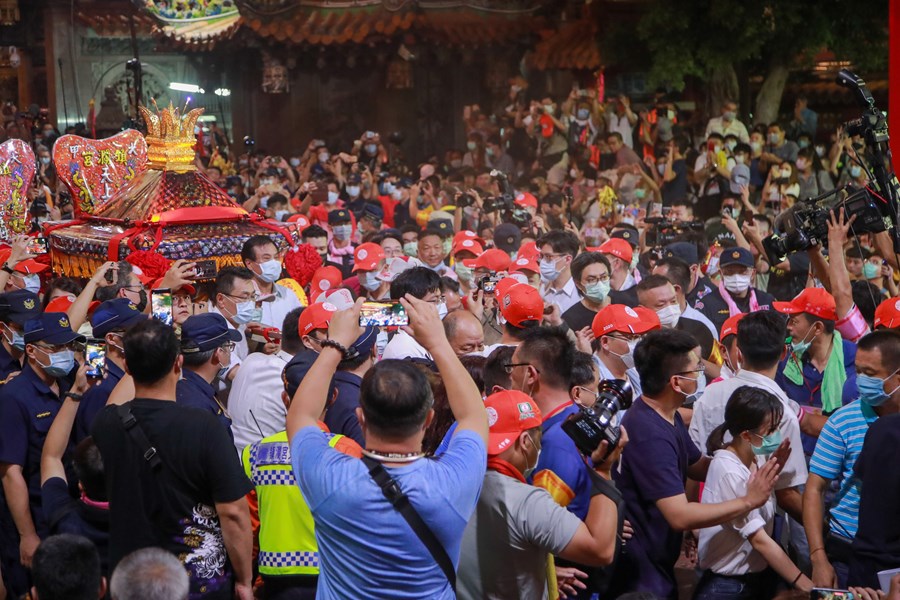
[804,330,900,589]
[286,295,488,600]
[608,329,781,600]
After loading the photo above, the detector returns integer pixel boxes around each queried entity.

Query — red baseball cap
[309,266,344,302]
[452,238,484,258]
[453,230,484,246]
[464,248,511,272]
[773,288,837,321]
[287,214,311,229]
[484,390,543,456]
[298,301,336,336]
[591,304,660,338]
[494,276,521,300]
[598,238,633,265]
[500,283,544,328]
[720,313,746,340]
[352,243,386,273]
[514,192,538,209]
[510,256,539,275]
[44,295,100,315]
[875,297,900,329]
[518,241,539,261]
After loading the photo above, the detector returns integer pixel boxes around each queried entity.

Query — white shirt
[704,117,750,143]
[540,276,580,314]
[683,305,718,340]
[259,283,303,330]
[593,353,642,399]
[689,370,807,491]
[606,113,635,148]
[381,330,431,361]
[229,350,293,454]
[698,449,775,575]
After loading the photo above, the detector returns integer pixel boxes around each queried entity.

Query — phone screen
[151,289,173,326]
[27,237,48,255]
[359,301,409,327]
[85,339,106,379]
[192,259,217,280]
[810,589,855,600]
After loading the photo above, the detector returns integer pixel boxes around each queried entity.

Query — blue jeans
[693,570,776,600]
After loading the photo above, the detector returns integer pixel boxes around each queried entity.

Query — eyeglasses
[539,253,564,262]
[219,341,236,352]
[503,362,534,375]
[223,292,260,303]
[35,343,72,353]
[426,295,446,305]
[676,366,705,377]
[582,274,611,284]
[573,386,600,407]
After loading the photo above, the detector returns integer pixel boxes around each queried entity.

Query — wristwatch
[1,263,14,274]
[63,392,83,402]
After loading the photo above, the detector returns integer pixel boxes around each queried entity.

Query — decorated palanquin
[48,103,301,277]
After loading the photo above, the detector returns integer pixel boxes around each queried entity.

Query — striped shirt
[808,400,878,539]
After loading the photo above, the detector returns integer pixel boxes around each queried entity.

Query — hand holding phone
[151,289,173,326]
[359,301,409,327]
[85,339,106,379]
[191,259,217,280]
[26,237,48,255]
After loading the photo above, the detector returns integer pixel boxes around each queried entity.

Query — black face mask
[135,290,148,313]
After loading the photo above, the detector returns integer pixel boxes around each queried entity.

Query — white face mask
[722,273,752,295]
[656,304,681,328]
[523,432,541,478]
[22,274,41,295]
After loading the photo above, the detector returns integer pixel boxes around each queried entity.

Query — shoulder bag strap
[361,456,456,592]
[116,404,163,471]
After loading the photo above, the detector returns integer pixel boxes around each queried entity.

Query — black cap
[493,223,522,254]
[424,220,453,238]
[24,312,86,345]
[181,313,243,353]
[611,228,639,248]
[0,290,41,325]
[91,298,148,338]
[719,247,754,268]
[347,173,362,185]
[362,203,384,221]
[663,242,699,265]
[283,350,336,399]
[328,209,352,225]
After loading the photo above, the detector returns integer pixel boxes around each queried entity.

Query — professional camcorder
[562,379,633,459]
[645,217,704,247]
[762,69,900,261]
[762,185,884,264]
[488,169,533,227]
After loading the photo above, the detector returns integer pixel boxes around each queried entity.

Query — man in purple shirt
[608,329,781,599]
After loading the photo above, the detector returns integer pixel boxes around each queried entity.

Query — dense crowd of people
[1,82,900,600]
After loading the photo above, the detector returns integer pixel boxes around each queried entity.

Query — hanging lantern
[0,0,19,26]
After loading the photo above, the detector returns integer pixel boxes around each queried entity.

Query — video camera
[762,185,885,264]
[562,379,633,460]
[644,216,705,248]
[762,69,900,261]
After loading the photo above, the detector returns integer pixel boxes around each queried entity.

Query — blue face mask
[346,185,361,198]
[361,271,381,292]
[850,165,862,178]
[863,262,880,280]
[274,209,289,222]
[3,326,24,352]
[257,259,282,284]
[857,369,899,407]
[332,224,353,241]
[365,143,378,155]
[327,191,340,205]
[576,108,590,121]
[229,300,257,325]
[749,429,782,456]
[39,349,76,379]
[539,258,561,283]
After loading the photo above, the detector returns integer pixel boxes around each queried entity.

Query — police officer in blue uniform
[177,312,242,438]
[73,298,148,443]
[0,290,41,381]
[0,312,85,596]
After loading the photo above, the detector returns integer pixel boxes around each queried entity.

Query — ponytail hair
[706,385,783,456]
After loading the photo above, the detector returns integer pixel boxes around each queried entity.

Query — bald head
[443,310,485,356]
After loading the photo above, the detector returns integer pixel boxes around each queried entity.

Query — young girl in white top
[694,385,813,600]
